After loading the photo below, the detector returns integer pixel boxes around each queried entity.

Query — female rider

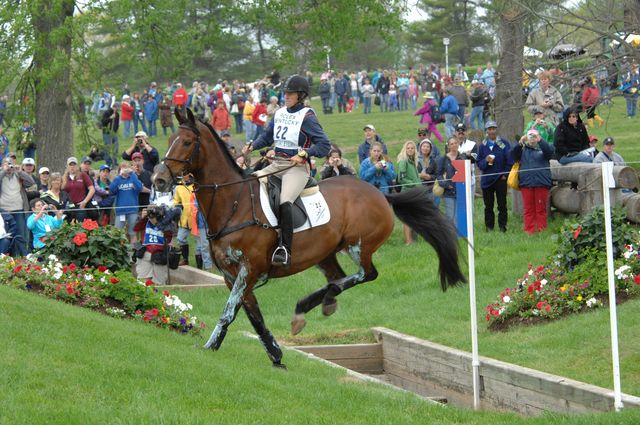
[242,75,331,267]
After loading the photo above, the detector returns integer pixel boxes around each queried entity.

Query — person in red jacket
[251,97,268,141]
[211,101,231,136]
[172,83,188,114]
[581,78,604,128]
[121,95,134,138]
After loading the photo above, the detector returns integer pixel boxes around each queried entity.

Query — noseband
[162,124,202,185]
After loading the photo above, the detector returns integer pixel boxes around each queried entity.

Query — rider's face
[284,92,299,108]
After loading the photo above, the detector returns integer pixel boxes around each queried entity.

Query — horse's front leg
[204,264,250,350]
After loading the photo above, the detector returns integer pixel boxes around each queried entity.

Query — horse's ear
[186,108,196,125]
[175,108,187,125]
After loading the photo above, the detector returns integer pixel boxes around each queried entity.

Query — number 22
[275,126,288,139]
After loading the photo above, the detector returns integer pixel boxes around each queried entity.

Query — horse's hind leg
[322,242,378,309]
[291,254,346,335]
[204,265,249,350]
[243,292,286,369]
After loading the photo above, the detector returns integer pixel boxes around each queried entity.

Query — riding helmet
[283,75,310,97]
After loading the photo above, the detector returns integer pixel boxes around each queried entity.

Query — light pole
[324,45,331,71]
[443,37,450,77]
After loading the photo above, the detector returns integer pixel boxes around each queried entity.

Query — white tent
[524,46,543,58]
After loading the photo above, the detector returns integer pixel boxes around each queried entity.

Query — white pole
[445,44,449,78]
[601,162,624,412]
[465,159,480,410]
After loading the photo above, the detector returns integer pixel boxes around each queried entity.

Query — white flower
[186,303,192,311]
[498,307,505,315]
[190,316,197,325]
[53,271,62,280]
[615,265,631,280]
[48,254,58,261]
[623,250,634,260]
[165,297,174,306]
[528,269,534,276]
[586,297,598,308]
[540,279,548,287]
[84,274,93,281]
[502,296,511,303]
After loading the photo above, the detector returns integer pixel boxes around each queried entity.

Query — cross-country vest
[273,107,310,150]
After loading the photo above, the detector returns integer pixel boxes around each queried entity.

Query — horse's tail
[385,186,466,291]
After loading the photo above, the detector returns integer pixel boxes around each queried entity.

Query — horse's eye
[183,139,192,147]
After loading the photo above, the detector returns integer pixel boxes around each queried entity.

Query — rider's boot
[272,202,293,267]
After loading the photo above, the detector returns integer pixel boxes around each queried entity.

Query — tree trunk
[496,7,526,216]
[624,0,640,33]
[31,0,75,172]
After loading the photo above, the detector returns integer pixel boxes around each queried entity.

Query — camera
[380,160,387,168]
[147,205,165,220]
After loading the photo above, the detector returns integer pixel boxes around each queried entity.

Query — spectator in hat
[524,106,555,144]
[110,161,143,243]
[62,156,95,222]
[525,71,564,126]
[93,164,114,226]
[512,128,555,235]
[357,124,387,163]
[21,157,37,181]
[0,156,36,256]
[37,167,50,192]
[594,137,626,165]
[415,92,444,143]
[80,156,95,184]
[477,121,513,232]
[122,130,159,173]
[220,130,236,154]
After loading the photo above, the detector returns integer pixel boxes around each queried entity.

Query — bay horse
[152,109,466,368]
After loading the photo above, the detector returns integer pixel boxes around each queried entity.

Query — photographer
[122,131,159,173]
[26,198,64,250]
[134,204,181,285]
[0,156,36,256]
[109,161,142,243]
[320,148,354,180]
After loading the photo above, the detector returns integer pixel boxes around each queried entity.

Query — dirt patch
[281,328,376,346]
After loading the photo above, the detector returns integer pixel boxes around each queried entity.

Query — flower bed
[486,206,640,331]
[0,254,205,335]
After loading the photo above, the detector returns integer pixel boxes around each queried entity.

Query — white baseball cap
[22,158,35,166]
[39,167,50,174]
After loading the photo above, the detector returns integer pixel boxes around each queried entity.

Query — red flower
[110,277,119,284]
[145,279,154,287]
[81,219,99,231]
[66,285,74,295]
[150,308,159,317]
[135,310,142,315]
[545,305,551,313]
[161,316,170,324]
[163,290,170,297]
[63,266,69,274]
[73,233,88,246]
[573,225,582,240]
[69,263,77,272]
[486,314,491,321]
[97,265,108,272]
[13,265,23,273]
[634,275,640,286]
[536,301,545,309]
[527,285,534,294]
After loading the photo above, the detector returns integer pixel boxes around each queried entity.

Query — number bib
[273,107,310,150]
[143,223,165,246]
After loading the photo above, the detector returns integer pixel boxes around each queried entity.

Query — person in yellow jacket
[172,174,194,266]
[242,95,256,144]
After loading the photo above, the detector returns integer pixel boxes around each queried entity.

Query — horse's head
[153,108,201,192]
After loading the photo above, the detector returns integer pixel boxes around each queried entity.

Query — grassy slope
[2,285,640,425]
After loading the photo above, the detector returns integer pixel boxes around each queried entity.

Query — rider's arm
[251,121,275,151]
[300,112,331,158]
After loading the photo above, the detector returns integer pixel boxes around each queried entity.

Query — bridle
[161,123,202,185]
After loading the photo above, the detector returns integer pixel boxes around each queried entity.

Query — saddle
[266,175,318,228]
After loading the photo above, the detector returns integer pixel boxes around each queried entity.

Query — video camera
[146,204,165,220]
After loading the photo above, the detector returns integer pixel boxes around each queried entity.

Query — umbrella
[547,44,587,60]
[523,46,543,58]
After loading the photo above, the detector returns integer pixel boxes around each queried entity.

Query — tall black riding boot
[180,244,189,266]
[272,202,293,267]
[195,254,203,270]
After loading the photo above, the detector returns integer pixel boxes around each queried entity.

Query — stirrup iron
[271,245,290,266]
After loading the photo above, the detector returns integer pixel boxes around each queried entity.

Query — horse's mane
[196,119,248,176]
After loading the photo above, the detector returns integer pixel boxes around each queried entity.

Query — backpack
[430,102,443,123]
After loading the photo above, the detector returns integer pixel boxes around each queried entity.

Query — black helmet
[283,75,310,97]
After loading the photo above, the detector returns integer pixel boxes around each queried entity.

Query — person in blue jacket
[143,94,159,137]
[359,141,396,194]
[110,162,143,243]
[26,198,64,250]
[477,121,513,232]
[512,128,555,235]
[242,75,331,267]
[439,87,460,139]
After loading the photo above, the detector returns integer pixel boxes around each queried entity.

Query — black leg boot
[272,202,293,267]
[195,254,203,270]
[180,244,189,266]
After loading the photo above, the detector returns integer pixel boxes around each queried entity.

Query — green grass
[3,285,640,424]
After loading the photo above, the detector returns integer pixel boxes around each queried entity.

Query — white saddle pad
[259,183,331,233]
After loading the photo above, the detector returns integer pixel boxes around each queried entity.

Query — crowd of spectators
[0,58,635,269]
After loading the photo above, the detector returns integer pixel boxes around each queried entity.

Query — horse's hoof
[291,314,306,335]
[322,301,338,316]
[273,361,288,371]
